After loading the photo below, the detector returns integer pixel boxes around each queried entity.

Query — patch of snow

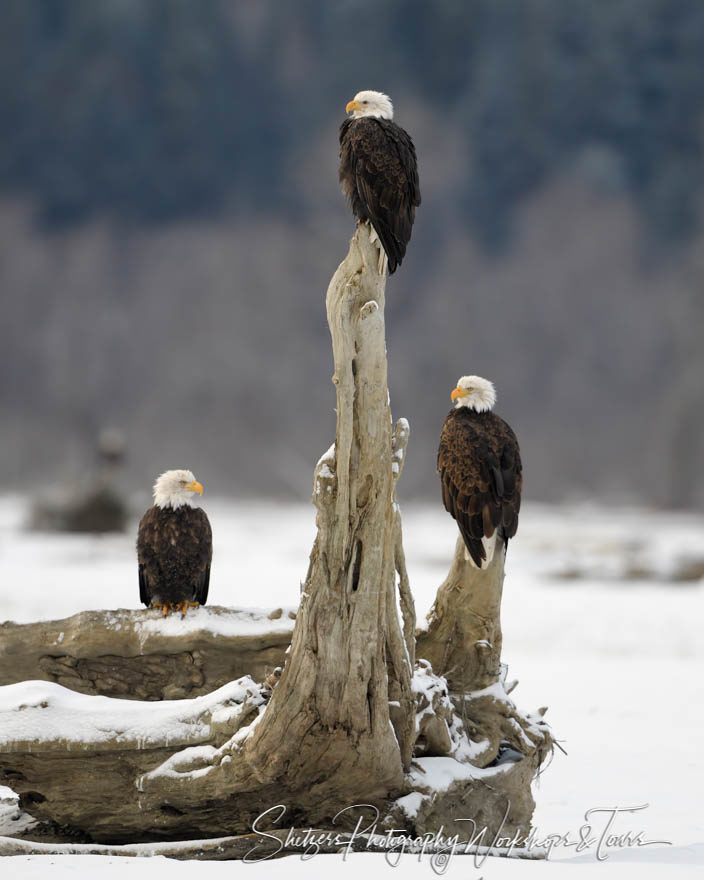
[133,606,296,645]
[316,444,335,468]
[409,756,513,793]
[0,785,20,827]
[1,496,704,872]
[2,849,703,877]
[0,677,263,749]
[144,697,269,786]
[411,661,494,764]
[0,786,17,804]
[393,791,428,819]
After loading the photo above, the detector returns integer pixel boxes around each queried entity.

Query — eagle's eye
[362,100,368,104]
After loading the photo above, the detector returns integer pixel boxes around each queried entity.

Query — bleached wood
[0,225,416,841]
[418,536,505,694]
[0,607,293,699]
[244,223,415,785]
[417,535,552,768]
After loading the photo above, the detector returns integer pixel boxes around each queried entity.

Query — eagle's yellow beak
[346,100,363,113]
[451,387,470,402]
[185,480,204,495]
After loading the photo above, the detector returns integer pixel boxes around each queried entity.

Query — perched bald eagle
[137,469,212,616]
[339,90,420,274]
[437,377,522,569]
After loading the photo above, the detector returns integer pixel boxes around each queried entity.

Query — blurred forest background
[2,0,704,507]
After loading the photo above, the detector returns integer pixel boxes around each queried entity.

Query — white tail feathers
[464,532,498,569]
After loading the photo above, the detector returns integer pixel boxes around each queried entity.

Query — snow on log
[0,679,265,754]
[0,225,417,843]
[0,676,267,841]
[0,606,294,700]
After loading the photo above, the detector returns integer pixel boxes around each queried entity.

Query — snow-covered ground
[1,494,703,878]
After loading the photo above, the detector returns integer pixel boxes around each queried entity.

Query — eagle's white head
[346,90,394,120]
[153,469,204,510]
[451,376,496,412]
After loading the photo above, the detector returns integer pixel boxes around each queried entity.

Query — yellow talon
[177,601,200,618]
[150,602,171,616]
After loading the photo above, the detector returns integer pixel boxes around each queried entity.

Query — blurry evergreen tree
[0,0,284,223]
[0,0,703,243]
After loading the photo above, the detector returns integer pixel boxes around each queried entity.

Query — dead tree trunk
[416,537,551,769]
[240,222,415,798]
[417,536,505,695]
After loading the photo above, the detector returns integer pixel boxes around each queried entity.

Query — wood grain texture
[0,607,293,700]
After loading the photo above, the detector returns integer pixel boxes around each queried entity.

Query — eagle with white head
[339,89,420,274]
[137,469,212,616]
[437,377,522,569]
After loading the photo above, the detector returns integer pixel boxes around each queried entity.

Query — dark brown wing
[339,117,420,273]
[191,508,212,606]
[437,409,522,567]
[198,562,211,606]
[138,563,149,606]
[137,507,160,607]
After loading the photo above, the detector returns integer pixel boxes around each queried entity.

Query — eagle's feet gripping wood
[175,601,200,617]
[150,602,173,617]
[150,600,200,617]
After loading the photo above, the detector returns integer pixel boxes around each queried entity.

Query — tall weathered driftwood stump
[249,223,416,802]
[0,225,551,855]
[417,537,551,768]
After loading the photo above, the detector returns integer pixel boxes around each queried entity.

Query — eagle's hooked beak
[185,480,204,495]
[451,387,470,402]
[346,100,363,113]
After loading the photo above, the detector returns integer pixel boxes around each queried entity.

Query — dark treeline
[2,0,704,246]
[2,0,704,508]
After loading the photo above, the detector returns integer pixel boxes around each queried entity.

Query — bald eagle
[339,90,420,274]
[437,377,522,569]
[137,469,212,616]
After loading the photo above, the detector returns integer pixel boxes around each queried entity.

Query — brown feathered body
[437,408,522,568]
[339,116,420,273]
[137,505,212,608]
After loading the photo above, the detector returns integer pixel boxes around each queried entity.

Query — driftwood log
[0,225,551,853]
[417,537,551,769]
[0,607,294,700]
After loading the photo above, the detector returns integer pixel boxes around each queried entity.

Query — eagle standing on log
[137,469,212,616]
[339,90,420,274]
[437,377,522,569]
